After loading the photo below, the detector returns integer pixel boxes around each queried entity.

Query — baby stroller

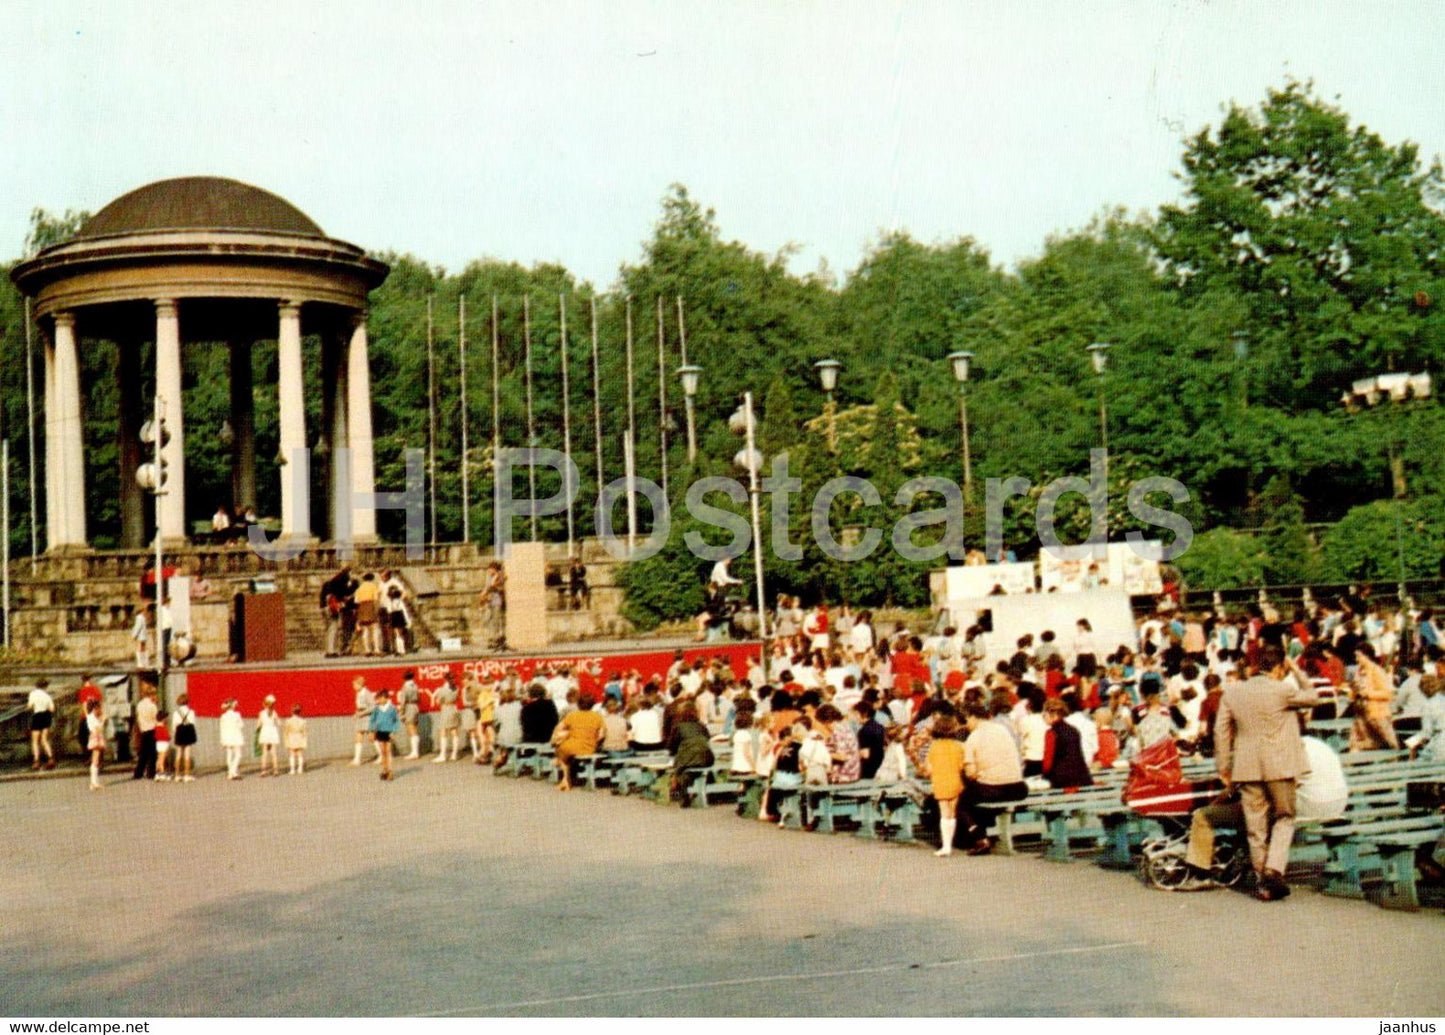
[1124,738,1249,891]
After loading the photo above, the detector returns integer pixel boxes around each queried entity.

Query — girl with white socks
[431,676,460,762]
[84,699,106,790]
[219,699,245,780]
[284,704,308,774]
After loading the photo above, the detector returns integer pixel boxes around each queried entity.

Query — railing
[1174,578,1445,613]
[11,541,487,582]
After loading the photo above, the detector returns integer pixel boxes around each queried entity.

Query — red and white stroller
[1124,738,1249,891]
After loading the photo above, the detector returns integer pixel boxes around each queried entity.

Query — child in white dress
[256,696,282,777]
[284,704,308,774]
[219,700,245,780]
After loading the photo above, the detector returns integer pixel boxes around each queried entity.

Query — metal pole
[523,295,537,542]
[656,296,669,497]
[960,384,973,502]
[625,296,636,494]
[426,295,438,544]
[491,295,501,550]
[459,293,470,544]
[154,392,165,681]
[590,297,604,498]
[24,299,37,572]
[1097,377,1109,495]
[1389,421,1409,602]
[559,293,574,556]
[743,392,770,678]
[2,439,10,649]
[623,430,637,555]
[676,296,696,464]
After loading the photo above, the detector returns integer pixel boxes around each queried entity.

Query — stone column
[325,328,350,541]
[42,326,57,550]
[50,312,87,550]
[116,337,145,549]
[277,301,310,540]
[228,338,256,511]
[154,299,187,544]
[346,313,377,541]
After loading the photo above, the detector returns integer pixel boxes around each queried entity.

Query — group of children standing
[216,696,309,779]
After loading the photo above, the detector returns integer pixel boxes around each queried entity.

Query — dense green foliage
[1,82,1442,622]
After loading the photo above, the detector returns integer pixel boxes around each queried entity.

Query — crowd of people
[318,566,415,657]
[42,582,1445,884]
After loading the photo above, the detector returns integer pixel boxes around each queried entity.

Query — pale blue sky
[3,1,1442,286]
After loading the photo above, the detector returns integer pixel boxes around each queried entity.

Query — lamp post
[137,398,170,681]
[731,394,770,678]
[947,350,975,502]
[1086,342,1111,493]
[1342,371,1433,601]
[814,358,841,450]
[677,365,702,465]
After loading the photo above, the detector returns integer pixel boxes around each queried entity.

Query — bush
[1319,499,1444,583]
[1174,527,1268,590]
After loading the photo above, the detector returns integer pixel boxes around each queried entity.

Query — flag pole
[656,295,669,497]
[590,296,604,502]
[491,295,501,550]
[523,295,537,542]
[458,293,470,544]
[2,439,10,649]
[426,294,438,544]
[559,293,574,557]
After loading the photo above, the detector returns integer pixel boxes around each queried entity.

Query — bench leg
[1378,846,1422,911]
[1044,814,1075,863]
[995,811,1016,857]
[689,773,710,808]
[1099,815,1135,869]
[738,780,763,820]
[854,799,879,840]
[890,802,919,844]
[815,795,836,834]
[777,793,803,830]
[1323,841,1366,899]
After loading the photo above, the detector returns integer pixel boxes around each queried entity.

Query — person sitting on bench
[956,701,1028,855]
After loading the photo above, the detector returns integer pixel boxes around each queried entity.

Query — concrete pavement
[1,763,1441,1016]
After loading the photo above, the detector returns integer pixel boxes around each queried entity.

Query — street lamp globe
[733,446,763,474]
[814,358,841,394]
[947,350,974,384]
[676,364,702,399]
[1087,342,1111,375]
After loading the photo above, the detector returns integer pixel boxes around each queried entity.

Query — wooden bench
[610,754,673,797]
[1372,823,1444,911]
[573,751,636,790]
[684,765,746,808]
[516,744,556,780]
[1319,810,1441,900]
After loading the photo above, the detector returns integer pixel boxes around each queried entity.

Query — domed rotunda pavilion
[11,176,390,553]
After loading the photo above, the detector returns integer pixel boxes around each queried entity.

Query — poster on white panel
[944,562,1035,600]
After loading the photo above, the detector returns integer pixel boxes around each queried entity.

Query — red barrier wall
[183,643,760,718]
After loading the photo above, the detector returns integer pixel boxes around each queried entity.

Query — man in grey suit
[1215,643,1321,901]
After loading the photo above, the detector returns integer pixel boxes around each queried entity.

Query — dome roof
[75,176,325,240]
